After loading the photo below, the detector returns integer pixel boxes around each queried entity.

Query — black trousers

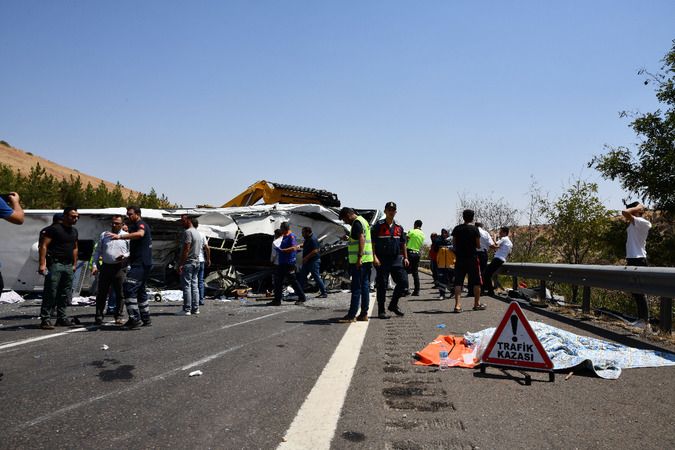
[483,258,504,294]
[627,257,649,320]
[477,251,489,283]
[274,264,306,302]
[406,251,421,293]
[95,262,126,319]
[375,263,406,313]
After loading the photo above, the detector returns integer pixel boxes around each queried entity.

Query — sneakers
[337,316,356,323]
[142,320,152,327]
[377,312,390,319]
[40,319,55,330]
[177,310,192,316]
[438,294,446,300]
[356,314,369,322]
[388,306,405,317]
[316,293,328,298]
[192,309,200,315]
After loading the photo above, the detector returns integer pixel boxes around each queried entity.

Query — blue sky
[2,1,673,238]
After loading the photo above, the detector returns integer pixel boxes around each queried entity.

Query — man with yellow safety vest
[338,207,373,323]
[406,220,425,296]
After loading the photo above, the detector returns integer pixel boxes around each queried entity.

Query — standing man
[428,232,439,287]
[0,192,24,293]
[111,206,152,329]
[268,222,306,306]
[338,208,373,322]
[622,202,652,329]
[38,207,79,329]
[177,214,203,315]
[406,220,424,296]
[190,217,211,306]
[91,214,130,325]
[475,222,495,286]
[483,227,513,296]
[451,209,484,313]
[299,226,328,298]
[371,202,408,319]
[432,229,455,300]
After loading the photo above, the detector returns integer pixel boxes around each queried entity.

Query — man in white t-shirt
[483,227,513,296]
[475,222,495,283]
[622,202,652,326]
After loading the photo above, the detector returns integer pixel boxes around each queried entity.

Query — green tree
[541,179,612,265]
[590,40,675,213]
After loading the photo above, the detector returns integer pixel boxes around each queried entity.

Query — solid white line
[278,297,374,450]
[14,323,302,430]
[0,327,88,351]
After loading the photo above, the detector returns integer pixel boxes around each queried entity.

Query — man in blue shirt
[268,222,306,306]
[0,192,24,293]
[299,226,328,298]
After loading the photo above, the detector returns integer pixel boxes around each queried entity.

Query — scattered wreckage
[0,181,380,299]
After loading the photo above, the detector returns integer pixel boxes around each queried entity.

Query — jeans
[124,263,152,322]
[437,268,455,296]
[198,261,205,304]
[40,262,73,321]
[627,257,649,320]
[299,258,327,296]
[347,262,372,318]
[181,261,200,312]
[477,251,488,283]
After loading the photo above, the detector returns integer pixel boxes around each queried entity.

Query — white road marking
[0,327,88,351]
[278,297,374,450]
[0,311,285,353]
[13,323,302,430]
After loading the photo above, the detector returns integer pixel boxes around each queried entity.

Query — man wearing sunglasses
[38,207,80,329]
[92,214,130,325]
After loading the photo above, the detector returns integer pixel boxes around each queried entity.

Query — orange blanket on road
[414,335,479,368]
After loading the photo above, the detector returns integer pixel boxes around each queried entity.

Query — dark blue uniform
[124,219,153,325]
[371,219,408,316]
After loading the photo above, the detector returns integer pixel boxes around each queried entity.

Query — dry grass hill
[0,141,141,199]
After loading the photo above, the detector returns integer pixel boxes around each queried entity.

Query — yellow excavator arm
[221,180,341,208]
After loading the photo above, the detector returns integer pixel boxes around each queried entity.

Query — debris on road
[189,370,203,377]
[100,344,109,351]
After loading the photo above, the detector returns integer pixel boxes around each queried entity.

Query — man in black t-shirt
[38,207,80,329]
[450,209,485,313]
[111,205,153,329]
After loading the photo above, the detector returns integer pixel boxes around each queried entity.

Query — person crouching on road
[268,222,306,306]
[371,202,408,319]
[177,214,203,316]
[91,214,130,325]
[338,207,373,323]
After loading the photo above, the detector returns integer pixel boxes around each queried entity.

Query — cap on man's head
[384,201,397,210]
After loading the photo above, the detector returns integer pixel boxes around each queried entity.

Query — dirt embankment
[0,141,140,199]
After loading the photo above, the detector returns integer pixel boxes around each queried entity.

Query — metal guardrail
[500,263,675,333]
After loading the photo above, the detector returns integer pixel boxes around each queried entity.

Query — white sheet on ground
[0,290,24,304]
[465,321,675,379]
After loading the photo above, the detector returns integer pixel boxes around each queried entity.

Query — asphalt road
[1,275,674,449]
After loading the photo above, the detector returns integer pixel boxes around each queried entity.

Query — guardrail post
[660,297,672,334]
[512,276,518,290]
[538,280,546,301]
[582,286,591,314]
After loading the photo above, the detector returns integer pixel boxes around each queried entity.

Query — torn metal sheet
[0,204,377,294]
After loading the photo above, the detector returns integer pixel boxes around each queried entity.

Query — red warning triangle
[481,301,553,370]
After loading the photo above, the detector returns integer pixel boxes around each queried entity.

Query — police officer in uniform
[338,207,374,322]
[371,202,408,319]
[111,205,152,329]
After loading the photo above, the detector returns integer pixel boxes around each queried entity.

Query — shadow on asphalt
[489,294,673,353]
[285,319,335,326]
